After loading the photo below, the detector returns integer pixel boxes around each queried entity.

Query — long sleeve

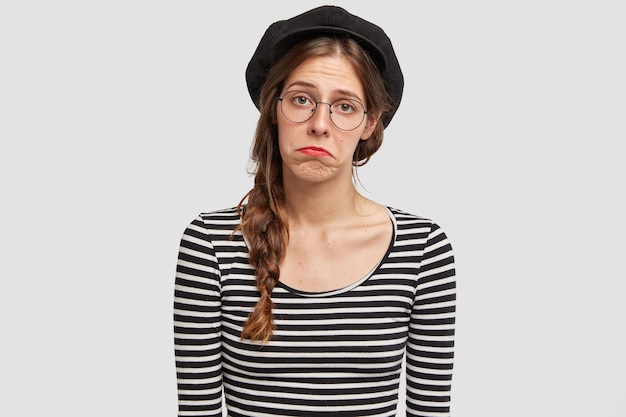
[406,222,456,416]
[174,217,223,417]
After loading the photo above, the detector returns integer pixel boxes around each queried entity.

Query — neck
[283,174,364,227]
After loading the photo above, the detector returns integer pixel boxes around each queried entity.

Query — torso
[175,206,456,416]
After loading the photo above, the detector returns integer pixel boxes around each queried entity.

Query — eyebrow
[284,81,365,103]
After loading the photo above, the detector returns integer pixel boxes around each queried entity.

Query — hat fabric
[246,5,404,128]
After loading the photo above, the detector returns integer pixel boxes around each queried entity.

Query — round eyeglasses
[277,90,368,131]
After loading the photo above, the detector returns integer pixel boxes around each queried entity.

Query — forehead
[283,55,365,99]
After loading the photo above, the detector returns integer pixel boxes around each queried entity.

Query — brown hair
[237,36,392,342]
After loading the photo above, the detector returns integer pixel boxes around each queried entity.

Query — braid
[238,145,288,343]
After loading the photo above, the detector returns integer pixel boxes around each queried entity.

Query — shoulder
[387,206,435,228]
[197,206,241,226]
[183,206,242,237]
[387,206,452,244]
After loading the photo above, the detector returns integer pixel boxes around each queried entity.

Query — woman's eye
[290,93,313,106]
[336,101,356,113]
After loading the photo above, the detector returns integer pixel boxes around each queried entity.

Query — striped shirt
[174,206,456,416]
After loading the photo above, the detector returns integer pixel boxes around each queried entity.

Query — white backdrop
[1,1,624,416]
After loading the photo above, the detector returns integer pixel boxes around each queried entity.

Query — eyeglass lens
[280,91,366,131]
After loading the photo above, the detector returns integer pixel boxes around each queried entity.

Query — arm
[174,217,223,417]
[406,223,456,416]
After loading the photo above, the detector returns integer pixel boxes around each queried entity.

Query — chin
[293,164,335,183]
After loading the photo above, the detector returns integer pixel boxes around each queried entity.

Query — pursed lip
[297,146,333,157]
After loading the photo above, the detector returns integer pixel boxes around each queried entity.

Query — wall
[1,1,624,415]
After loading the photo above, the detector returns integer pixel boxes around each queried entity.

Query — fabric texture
[174,206,456,416]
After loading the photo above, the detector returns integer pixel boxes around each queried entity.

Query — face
[276,55,378,185]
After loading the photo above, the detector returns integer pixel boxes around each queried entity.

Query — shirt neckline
[275,206,398,298]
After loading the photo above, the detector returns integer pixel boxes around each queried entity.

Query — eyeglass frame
[276,90,369,131]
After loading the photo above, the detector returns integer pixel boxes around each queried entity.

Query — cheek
[276,129,291,159]
[275,108,292,134]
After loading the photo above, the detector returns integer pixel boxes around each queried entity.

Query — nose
[308,102,332,135]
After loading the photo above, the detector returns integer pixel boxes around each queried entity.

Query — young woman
[174,6,456,416]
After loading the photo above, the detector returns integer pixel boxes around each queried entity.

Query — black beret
[245,5,404,128]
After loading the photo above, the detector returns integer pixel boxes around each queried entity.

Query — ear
[360,113,380,140]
